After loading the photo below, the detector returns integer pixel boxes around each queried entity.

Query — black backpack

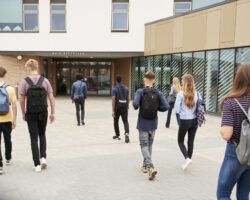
[140,88,160,120]
[25,76,48,113]
[116,85,128,112]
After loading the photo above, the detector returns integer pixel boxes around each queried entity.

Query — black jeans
[0,122,12,167]
[114,109,129,136]
[26,111,48,167]
[75,99,85,124]
[178,119,198,159]
[166,102,180,127]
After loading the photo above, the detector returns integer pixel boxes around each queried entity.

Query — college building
[0,0,173,96]
[132,0,250,113]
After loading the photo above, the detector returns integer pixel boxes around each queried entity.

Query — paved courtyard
[0,97,235,200]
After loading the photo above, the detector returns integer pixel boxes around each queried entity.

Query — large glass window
[153,56,162,90]
[50,0,66,32]
[171,54,181,80]
[192,0,225,10]
[162,55,171,96]
[204,50,219,113]
[23,4,38,31]
[182,53,192,76]
[0,0,23,32]
[217,49,235,112]
[193,51,205,98]
[236,47,250,66]
[112,0,129,31]
[174,2,191,15]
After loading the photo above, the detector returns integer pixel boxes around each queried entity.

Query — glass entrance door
[56,61,111,96]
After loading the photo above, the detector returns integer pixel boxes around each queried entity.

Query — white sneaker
[182,158,192,171]
[41,158,47,169]
[0,167,3,174]
[5,159,11,165]
[35,165,41,172]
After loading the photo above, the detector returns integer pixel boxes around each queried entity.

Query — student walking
[71,74,87,126]
[112,75,130,143]
[217,64,250,200]
[133,72,168,180]
[0,67,17,175]
[175,74,199,171]
[19,59,55,172]
[166,77,181,128]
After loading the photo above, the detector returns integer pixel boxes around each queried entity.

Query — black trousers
[166,102,180,127]
[26,111,48,167]
[0,122,12,167]
[178,119,198,159]
[75,99,85,124]
[114,109,129,136]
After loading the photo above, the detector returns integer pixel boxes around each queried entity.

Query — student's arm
[174,93,181,114]
[220,100,234,141]
[112,88,116,118]
[48,92,55,123]
[10,88,17,129]
[83,83,87,99]
[158,92,169,112]
[133,89,141,110]
[71,84,75,100]
[20,95,26,121]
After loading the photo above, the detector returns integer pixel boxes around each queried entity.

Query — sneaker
[5,159,11,165]
[141,166,148,173]
[113,135,121,140]
[34,165,41,172]
[0,167,3,174]
[77,123,80,126]
[148,168,157,180]
[125,134,130,143]
[41,158,47,169]
[82,121,85,126]
[182,158,192,171]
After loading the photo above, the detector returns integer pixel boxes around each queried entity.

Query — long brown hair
[221,64,250,108]
[182,74,196,109]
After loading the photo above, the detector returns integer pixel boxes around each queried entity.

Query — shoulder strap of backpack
[234,98,250,121]
[36,76,45,86]
[25,77,34,86]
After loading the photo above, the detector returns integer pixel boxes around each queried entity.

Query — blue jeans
[217,143,250,200]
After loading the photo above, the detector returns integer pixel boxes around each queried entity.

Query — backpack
[234,98,250,166]
[0,84,10,115]
[140,88,160,120]
[25,76,48,113]
[116,85,128,112]
[196,92,206,127]
[73,81,84,101]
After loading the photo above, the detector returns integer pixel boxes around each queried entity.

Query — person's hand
[72,99,75,103]
[112,112,115,118]
[50,114,55,123]
[12,121,16,129]
[22,114,26,121]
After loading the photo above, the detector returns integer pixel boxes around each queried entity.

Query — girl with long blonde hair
[174,74,199,170]
[165,77,181,128]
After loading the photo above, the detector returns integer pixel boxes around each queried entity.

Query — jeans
[26,111,48,167]
[178,119,198,159]
[217,143,250,200]
[165,102,180,127]
[139,130,155,168]
[0,122,12,167]
[114,109,129,136]
[75,99,85,124]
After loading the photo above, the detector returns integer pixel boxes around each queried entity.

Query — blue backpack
[0,84,10,115]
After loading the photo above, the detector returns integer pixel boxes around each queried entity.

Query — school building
[0,0,173,97]
[132,0,250,113]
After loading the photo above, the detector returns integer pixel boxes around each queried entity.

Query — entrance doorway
[56,61,112,96]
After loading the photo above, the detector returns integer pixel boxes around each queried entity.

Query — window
[23,4,38,31]
[50,0,66,32]
[0,0,23,32]
[174,2,191,15]
[112,0,129,31]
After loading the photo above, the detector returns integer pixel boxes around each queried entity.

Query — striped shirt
[221,96,250,144]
